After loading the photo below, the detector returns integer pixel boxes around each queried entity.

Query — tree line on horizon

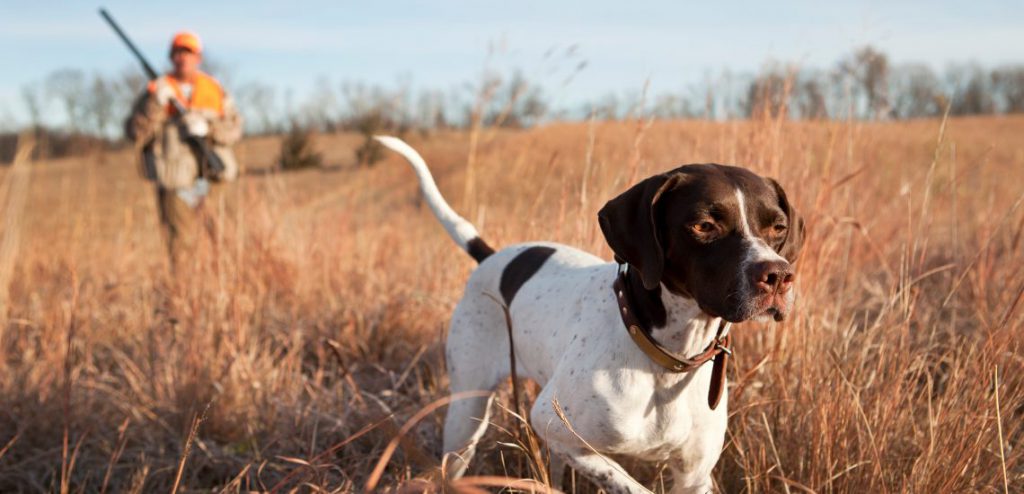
[3,45,1023,163]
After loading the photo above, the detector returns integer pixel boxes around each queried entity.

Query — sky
[0,0,1022,128]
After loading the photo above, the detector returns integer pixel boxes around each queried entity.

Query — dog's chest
[585,366,727,461]
[542,333,722,460]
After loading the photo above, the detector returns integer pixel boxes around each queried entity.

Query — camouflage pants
[156,184,221,271]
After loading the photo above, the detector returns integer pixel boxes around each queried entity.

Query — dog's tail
[374,136,495,263]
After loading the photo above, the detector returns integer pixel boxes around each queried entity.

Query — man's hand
[154,83,177,106]
[182,112,210,137]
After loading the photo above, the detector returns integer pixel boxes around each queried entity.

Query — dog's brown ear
[767,178,804,264]
[598,173,684,290]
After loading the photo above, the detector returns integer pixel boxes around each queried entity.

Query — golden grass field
[0,115,1022,492]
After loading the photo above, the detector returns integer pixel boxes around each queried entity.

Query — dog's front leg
[667,467,714,494]
[547,454,566,490]
[531,393,652,493]
[551,447,652,494]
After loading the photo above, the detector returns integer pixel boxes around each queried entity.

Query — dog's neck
[622,267,722,358]
[653,290,722,358]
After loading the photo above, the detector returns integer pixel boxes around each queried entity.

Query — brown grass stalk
[170,403,210,494]
[0,134,35,325]
[365,390,491,491]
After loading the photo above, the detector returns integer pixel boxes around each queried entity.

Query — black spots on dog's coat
[500,246,557,306]
[466,236,496,263]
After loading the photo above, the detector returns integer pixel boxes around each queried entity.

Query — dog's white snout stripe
[735,188,786,263]
[734,188,752,237]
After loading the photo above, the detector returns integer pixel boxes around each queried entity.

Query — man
[126,31,242,270]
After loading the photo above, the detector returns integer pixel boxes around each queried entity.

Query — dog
[375,136,804,493]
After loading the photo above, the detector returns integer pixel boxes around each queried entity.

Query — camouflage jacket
[125,73,242,189]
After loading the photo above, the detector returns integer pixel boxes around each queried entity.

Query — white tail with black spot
[374,136,495,262]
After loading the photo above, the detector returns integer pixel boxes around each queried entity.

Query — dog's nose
[752,261,794,294]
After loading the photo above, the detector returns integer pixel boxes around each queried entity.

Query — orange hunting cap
[170,31,202,54]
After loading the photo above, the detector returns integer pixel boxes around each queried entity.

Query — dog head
[599,164,804,323]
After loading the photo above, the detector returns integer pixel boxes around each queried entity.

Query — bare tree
[20,85,46,130]
[415,90,449,132]
[298,76,341,131]
[711,70,748,120]
[991,66,1024,113]
[891,64,944,118]
[652,92,695,119]
[483,71,547,128]
[946,64,995,115]
[338,80,413,132]
[0,108,14,133]
[516,87,548,127]
[113,66,146,104]
[235,82,279,134]
[45,69,87,132]
[838,46,892,119]
[746,69,791,119]
[84,74,116,137]
[795,75,829,119]
[590,93,622,121]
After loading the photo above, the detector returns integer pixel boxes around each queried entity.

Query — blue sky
[1,0,1022,127]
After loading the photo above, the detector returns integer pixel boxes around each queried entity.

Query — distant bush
[0,129,119,165]
[353,110,385,167]
[277,123,322,171]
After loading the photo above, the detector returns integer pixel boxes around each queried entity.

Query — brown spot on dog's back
[466,236,495,263]
[500,246,557,305]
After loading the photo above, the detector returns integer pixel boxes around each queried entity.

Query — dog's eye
[772,223,787,234]
[692,221,716,234]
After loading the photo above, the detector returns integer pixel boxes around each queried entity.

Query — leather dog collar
[613,264,732,409]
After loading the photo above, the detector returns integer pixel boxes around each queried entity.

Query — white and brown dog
[375,136,804,493]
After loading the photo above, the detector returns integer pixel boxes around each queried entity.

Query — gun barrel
[98,9,159,81]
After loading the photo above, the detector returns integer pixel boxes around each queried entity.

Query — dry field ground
[0,115,1022,492]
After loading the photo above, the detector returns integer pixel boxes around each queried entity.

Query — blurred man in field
[125,31,242,270]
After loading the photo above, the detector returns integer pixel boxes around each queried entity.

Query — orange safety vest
[147,71,225,117]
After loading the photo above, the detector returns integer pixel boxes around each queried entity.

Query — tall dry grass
[0,115,1022,492]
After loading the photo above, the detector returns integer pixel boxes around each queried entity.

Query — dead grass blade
[269,414,394,493]
[364,390,491,491]
[100,418,131,494]
[0,433,19,462]
[170,402,211,494]
[453,475,563,493]
[994,367,1009,494]
[0,133,35,325]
